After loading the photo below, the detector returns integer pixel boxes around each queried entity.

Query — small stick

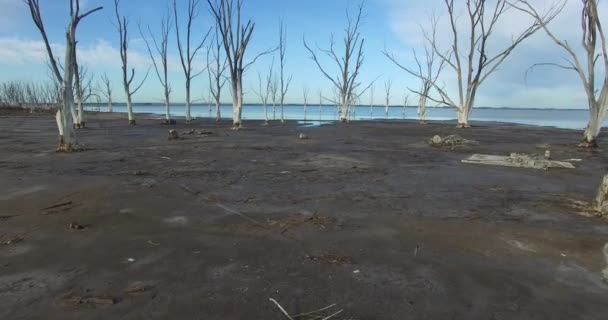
[217,203,264,226]
[321,309,344,320]
[269,298,295,320]
[42,201,72,211]
[293,303,338,318]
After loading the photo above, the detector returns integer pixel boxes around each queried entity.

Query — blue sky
[0,0,604,108]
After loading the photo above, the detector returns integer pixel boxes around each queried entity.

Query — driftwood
[269,298,343,320]
[429,135,477,147]
[462,153,576,170]
[596,175,608,216]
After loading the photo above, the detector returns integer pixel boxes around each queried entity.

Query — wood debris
[429,134,477,147]
[462,153,576,170]
[41,201,72,214]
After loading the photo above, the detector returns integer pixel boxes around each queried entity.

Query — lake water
[87,104,607,130]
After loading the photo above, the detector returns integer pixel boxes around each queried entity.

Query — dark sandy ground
[1,111,608,320]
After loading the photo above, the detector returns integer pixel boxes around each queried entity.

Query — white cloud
[0,37,151,70]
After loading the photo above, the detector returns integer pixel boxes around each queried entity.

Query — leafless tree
[254,61,274,125]
[0,81,60,108]
[114,0,148,125]
[278,19,292,124]
[270,74,279,120]
[384,18,446,124]
[318,89,323,117]
[304,3,367,123]
[402,92,410,120]
[174,0,210,124]
[207,27,229,122]
[26,0,102,151]
[140,7,173,124]
[513,0,606,147]
[303,86,310,121]
[73,62,96,127]
[99,73,113,112]
[384,79,392,118]
[400,0,562,128]
[208,0,272,128]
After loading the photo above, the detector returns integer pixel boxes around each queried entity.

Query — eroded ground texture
[1,112,608,319]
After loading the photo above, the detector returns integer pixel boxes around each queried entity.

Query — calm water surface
[87,104,607,130]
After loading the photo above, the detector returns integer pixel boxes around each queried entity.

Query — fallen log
[462,153,576,170]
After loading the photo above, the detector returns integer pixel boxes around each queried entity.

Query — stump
[596,175,608,216]
[168,129,179,140]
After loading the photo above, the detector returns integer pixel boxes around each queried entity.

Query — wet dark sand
[1,111,608,319]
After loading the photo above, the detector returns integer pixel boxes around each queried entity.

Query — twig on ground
[269,298,344,320]
[216,203,264,226]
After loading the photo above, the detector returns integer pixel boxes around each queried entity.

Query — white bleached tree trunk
[208,0,272,128]
[418,92,427,124]
[515,0,607,147]
[100,73,113,112]
[304,4,370,123]
[384,79,391,119]
[26,0,102,151]
[140,11,173,124]
[174,0,210,124]
[114,0,148,126]
[207,27,228,123]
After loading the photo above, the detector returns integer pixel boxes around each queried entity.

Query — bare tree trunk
[175,0,209,124]
[597,174,608,215]
[140,11,173,124]
[185,86,191,123]
[115,0,148,126]
[418,89,428,124]
[27,0,102,151]
[216,101,222,121]
[209,0,270,128]
[304,4,370,124]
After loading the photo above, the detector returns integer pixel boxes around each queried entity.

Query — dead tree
[99,73,113,112]
[26,0,102,151]
[208,0,271,128]
[207,27,228,122]
[73,62,95,127]
[401,0,561,128]
[384,79,392,118]
[174,0,210,124]
[254,61,273,126]
[140,8,173,124]
[384,18,446,125]
[402,92,409,119]
[304,3,366,123]
[114,0,148,125]
[278,19,292,124]
[514,0,606,147]
[270,74,279,120]
[303,86,310,120]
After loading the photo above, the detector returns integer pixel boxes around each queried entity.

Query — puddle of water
[297,121,333,128]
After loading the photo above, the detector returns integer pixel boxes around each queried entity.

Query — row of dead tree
[22,0,608,151]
